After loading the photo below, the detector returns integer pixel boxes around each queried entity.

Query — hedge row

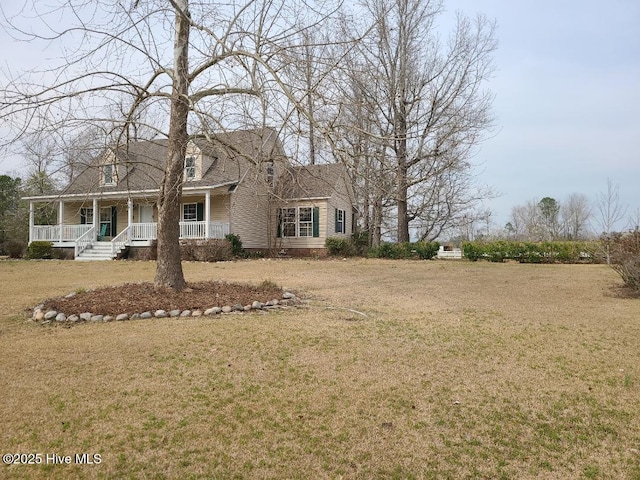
[462,240,603,264]
[325,237,440,260]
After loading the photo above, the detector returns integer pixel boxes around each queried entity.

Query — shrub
[608,231,640,292]
[225,233,243,256]
[5,240,26,258]
[181,239,232,262]
[462,240,603,264]
[368,241,439,260]
[26,241,53,259]
[325,237,354,257]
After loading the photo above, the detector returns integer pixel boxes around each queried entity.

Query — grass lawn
[1,258,639,479]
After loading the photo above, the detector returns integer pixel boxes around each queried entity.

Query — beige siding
[230,182,271,249]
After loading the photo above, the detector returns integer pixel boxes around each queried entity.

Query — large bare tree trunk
[154,0,190,290]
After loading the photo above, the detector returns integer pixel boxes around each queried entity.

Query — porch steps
[75,242,122,261]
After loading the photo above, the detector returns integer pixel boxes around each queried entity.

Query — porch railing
[30,222,230,244]
[111,226,131,256]
[31,224,93,243]
[74,226,96,257]
[131,223,157,241]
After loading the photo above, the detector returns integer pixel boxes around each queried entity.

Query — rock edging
[32,291,303,325]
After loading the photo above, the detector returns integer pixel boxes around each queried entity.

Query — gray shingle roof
[278,163,352,200]
[62,128,284,195]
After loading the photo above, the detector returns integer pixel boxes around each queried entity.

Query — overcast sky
[1,0,639,231]
[443,0,640,230]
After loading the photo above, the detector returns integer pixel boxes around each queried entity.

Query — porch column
[92,198,98,239]
[29,201,34,244]
[59,200,64,243]
[205,190,211,238]
[127,198,133,227]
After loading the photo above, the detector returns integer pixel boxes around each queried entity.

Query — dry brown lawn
[1,258,639,479]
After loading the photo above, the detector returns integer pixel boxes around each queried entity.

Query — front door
[99,206,116,238]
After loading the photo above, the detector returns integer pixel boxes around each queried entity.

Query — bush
[325,237,354,256]
[5,240,26,258]
[225,233,243,256]
[26,241,53,259]
[368,241,439,260]
[608,231,640,292]
[181,239,232,262]
[462,240,602,264]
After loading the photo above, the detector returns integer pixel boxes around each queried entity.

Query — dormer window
[266,161,274,186]
[102,163,116,186]
[184,156,196,181]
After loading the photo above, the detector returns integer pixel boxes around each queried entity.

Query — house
[24,128,354,260]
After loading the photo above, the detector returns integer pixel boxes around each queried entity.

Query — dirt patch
[40,281,285,316]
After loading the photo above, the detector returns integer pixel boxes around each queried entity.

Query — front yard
[1,259,639,479]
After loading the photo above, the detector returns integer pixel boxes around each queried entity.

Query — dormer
[184,141,202,182]
[100,150,118,187]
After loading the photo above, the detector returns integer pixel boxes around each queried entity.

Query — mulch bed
[41,281,285,317]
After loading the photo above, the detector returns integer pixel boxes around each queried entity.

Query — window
[102,163,116,185]
[80,207,94,225]
[184,156,196,181]
[335,208,346,234]
[281,207,296,237]
[265,162,274,186]
[278,206,319,238]
[298,207,313,237]
[183,203,197,222]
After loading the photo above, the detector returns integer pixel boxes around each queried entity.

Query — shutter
[196,202,204,221]
[111,206,117,236]
[80,209,87,225]
[277,209,282,238]
[313,207,320,238]
[335,208,339,233]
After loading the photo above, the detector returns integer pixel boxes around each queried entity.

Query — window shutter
[111,206,117,237]
[276,209,282,238]
[335,208,339,233]
[80,209,87,225]
[196,202,204,221]
[313,207,320,238]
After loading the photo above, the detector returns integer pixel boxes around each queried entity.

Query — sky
[442,0,640,230]
[1,0,639,231]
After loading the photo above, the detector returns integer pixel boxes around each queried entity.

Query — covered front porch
[27,189,231,259]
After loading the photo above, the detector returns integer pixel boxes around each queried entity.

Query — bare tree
[560,193,592,240]
[1,0,345,289]
[341,0,497,242]
[596,179,628,264]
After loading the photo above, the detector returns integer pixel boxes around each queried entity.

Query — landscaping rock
[115,313,128,321]
[192,310,203,317]
[130,313,140,320]
[169,310,181,317]
[68,315,80,323]
[155,310,168,318]
[234,304,244,312]
[65,292,76,299]
[252,301,263,310]
[204,308,216,316]
[221,306,233,313]
[55,313,67,322]
[180,310,191,317]
[80,312,93,321]
[90,315,104,322]
[243,305,252,311]
[34,310,45,321]
[282,292,296,300]
[211,307,222,315]
[140,312,153,319]
[44,311,58,320]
